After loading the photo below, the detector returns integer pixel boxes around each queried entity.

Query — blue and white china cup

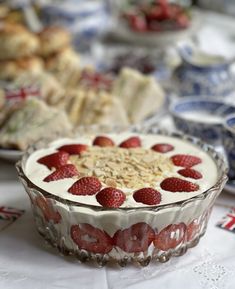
[223,114,235,180]
[170,98,235,145]
[173,44,235,97]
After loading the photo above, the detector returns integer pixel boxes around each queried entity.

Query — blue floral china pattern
[223,114,235,180]
[173,45,235,97]
[170,98,235,145]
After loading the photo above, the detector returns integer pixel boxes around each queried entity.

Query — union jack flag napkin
[0,206,25,232]
[4,85,40,105]
[217,207,235,233]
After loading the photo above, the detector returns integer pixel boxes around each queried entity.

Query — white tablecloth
[0,159,235,289]
[1,8,235,289]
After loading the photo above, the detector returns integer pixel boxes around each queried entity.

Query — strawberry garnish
[37,151,69,169]
[154,223,186,251]
[43,164,79,182]
[171,154,202,168]
[35,196,61,224]
[96,187,126,208]
[93,136,115,147]
[58,144,87,155]
[151,143,174,153]
[71,223,113,254]
[133,188,161,205]
[68,177,101,196]
[113,222,155,253]
[119,136,141,148]
[160,177,199,192]
[186,219,200,242]
[178,168,202,180]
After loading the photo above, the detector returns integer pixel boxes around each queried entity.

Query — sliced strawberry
[43,164,79,182]
[171,154,202,168]
[178,168,202,180]
[58,144,87,155]
[133,188,161,205]
[71,224,113,254]
[154,223,186,251]
[186,219,200,242]
[119,136,141,148]
[68,177,101,196]
[160,177,199,192]
[96,187,126,208]
[151,143,174,153]
[113,222,155,253]
[37,151,69,169]
[35,196,61,224]
[93,136,115,147]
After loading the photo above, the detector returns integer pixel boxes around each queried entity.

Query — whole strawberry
[68,177,101,195]
[96,187,126,208]
[58,144,87,155]
[37,151,69,169]
[133,188,161,205]
[171,154,202,168]
[93,136,115,147]
[43,164,79,182]
[160,177,199,192]
[119,136,141,148]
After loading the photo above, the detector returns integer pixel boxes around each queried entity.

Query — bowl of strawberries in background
[16,126,227,267]
[111,0,200,47]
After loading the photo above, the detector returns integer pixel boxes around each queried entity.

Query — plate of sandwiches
[0,98,73,162]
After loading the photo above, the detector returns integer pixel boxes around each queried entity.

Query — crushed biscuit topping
[70,147,174,191]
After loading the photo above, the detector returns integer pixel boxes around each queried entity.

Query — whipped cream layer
[24,133,218,208]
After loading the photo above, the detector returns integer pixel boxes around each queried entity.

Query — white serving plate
[111,9,200,47]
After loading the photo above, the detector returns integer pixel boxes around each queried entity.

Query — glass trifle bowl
[16,127,227,267]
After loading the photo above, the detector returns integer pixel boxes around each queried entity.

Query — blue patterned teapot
[173,45,235,97]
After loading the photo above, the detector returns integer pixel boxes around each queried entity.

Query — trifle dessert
[17,129,227,267]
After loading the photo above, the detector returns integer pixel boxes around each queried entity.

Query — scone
[0,98,72,150]
[0,5,9,20]
[44,47,80,72]
[0,57,44,81]
[38,26,71,57]
[112,68,165,123]
[44,47,81,88]
[0,23,39,60]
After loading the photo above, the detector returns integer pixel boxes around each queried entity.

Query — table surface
[1,8,235,289]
